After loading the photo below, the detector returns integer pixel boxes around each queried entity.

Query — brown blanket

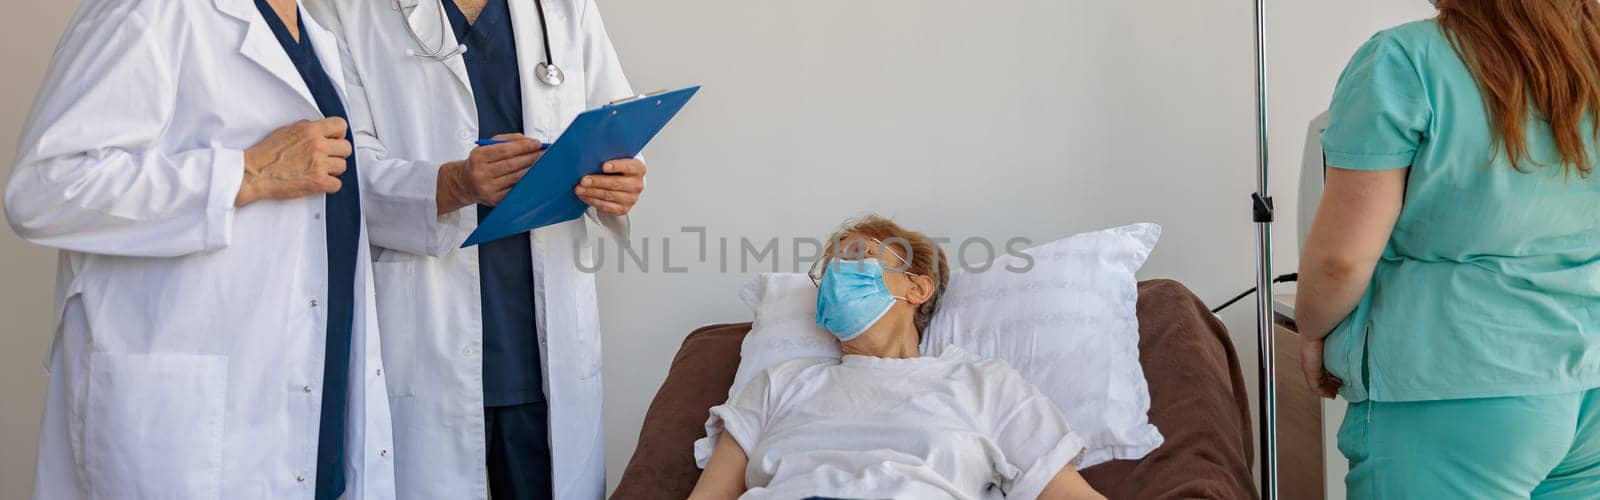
[612,279,1257,499]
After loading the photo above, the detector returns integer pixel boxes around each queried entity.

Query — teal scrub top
[1320,20,1600,403]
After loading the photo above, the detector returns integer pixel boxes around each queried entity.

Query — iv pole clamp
[1250,0,1278,498]
[1253,194,1274,224]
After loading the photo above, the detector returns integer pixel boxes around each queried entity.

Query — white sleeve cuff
[585,209,629,241]
[362,158,471,257]
[1005,431,1088,499]
[203,148,244,251]
[697,403,761,470]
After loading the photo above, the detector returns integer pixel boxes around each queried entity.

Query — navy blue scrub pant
[485,402,554,499]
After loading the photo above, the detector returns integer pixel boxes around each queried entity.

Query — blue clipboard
[462,85,701,247]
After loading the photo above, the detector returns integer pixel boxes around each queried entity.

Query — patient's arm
[688,432,748,500]
[1039,467,1106,500]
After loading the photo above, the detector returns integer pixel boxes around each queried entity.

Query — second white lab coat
[3,0,394,498]
[304,0,634,498]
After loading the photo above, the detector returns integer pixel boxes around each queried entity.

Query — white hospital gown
[709,347,1086,499]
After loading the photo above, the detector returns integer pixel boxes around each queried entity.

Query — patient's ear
[906,274,936,305]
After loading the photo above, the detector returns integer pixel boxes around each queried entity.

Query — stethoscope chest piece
[535,62,566,87]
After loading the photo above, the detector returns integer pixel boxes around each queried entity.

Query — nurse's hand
[236,118,352,206]
[436,134,543,214]
[576,158,645,216]
[1299,338,1343,399]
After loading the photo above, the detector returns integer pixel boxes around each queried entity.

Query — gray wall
[0,1,1430,498]
[1,4,77,499]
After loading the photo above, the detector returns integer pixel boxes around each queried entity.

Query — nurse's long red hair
[1438,0,1600,178]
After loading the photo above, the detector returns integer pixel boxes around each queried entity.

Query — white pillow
[921,223,1164,467]
[695,223,1164,469]
[693,273,839,466]
[730,272,842,396]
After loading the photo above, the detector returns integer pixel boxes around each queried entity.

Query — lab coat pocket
[372,258,419,397]
[84,353,226,499]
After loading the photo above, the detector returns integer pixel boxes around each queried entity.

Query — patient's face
[829,234,917,301]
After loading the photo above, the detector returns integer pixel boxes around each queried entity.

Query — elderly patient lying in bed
[690,216,1105,500]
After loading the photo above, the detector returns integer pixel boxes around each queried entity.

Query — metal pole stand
[1252,193,1278,500]
[1251,0,1279,498]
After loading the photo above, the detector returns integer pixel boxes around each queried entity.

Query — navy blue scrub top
[441,0,546,408]
[251,2,361,499]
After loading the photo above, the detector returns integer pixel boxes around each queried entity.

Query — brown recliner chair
[613,280,1259,500]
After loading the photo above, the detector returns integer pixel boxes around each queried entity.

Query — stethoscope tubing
[529,0,556,78]
[397,0,561,86]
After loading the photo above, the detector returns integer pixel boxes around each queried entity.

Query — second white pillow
[921,223,1164,467]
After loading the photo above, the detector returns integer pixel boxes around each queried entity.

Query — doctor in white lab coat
[304,0,640,498]
[4,0,394,498]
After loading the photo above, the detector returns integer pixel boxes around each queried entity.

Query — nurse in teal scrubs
[1296,0,1600,498]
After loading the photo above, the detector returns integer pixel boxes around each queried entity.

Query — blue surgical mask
[814,259,906,341]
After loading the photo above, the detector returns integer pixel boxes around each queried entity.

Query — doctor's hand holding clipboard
[435,134,645,217]
[461,85,700,248]
[573,154,647,216]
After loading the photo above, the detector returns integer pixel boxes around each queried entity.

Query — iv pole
[1250,0,1279,497]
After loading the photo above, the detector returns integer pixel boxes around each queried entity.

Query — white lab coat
[302,0,633,498]
[3,0,395,498]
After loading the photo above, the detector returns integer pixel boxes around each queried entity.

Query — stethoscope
[394,0,566,86]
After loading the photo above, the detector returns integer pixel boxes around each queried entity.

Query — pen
[474,139,550,149]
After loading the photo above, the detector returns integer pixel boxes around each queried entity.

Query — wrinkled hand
[437,134,543,214]
[237,118,351,206]
[575,158,645,216]
[1300,337,1343,399]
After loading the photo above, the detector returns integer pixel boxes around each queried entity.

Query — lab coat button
[309,299,318,308]
[380,449,389,457]
[302,385,313,393]
[376,368,383,376]
[296,473,306,482]
[313,212,321,220]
